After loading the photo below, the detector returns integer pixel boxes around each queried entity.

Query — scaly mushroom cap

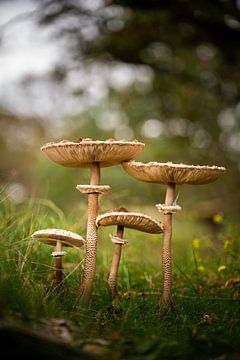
[31,228,85,247]
[96,212,163,234]
[41,138,145,168]
[122,161,226,185]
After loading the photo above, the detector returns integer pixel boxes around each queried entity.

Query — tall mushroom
[41,138,145,306]
[31,228,85,287]
[122,161,226,307]
[96,208,163,302]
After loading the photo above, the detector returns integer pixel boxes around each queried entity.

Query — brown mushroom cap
[96,211,163,234]
[31,229,85,247]
[122,161,226,185]
[41,138,145,168]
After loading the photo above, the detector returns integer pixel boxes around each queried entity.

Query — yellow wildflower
[218,265,226,272]
[192,238,200,249]
[213,213,223,224]
[198,265,205,272]
[224,239,232,250]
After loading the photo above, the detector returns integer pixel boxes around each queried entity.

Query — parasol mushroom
[122,161,226,307]
[31,228,85,287]
[96,207,163,302]
[41,138,145,306]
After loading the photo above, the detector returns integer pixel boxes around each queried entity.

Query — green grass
[0,191,239,359]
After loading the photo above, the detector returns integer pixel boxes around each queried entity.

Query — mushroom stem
[55,240,63,286]
[108,225,124,302]
[161,182,175,308]
[79,162,100,307]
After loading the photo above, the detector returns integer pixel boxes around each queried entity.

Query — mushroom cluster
[35,136,226,309]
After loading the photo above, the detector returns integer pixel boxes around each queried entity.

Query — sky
[0,1,139,120]
[0,0,59,80]
[0,0,65,120]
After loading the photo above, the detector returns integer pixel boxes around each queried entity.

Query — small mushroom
[31,228,85,287]
[122,161,226,307]
[96,208,163,302]
[41,138,145,306]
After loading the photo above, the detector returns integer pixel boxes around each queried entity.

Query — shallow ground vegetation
[0,193,239,359]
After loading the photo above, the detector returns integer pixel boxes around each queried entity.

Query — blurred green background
[0,0,239,227]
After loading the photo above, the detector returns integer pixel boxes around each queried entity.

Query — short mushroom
[31,228,85,287]
[96,208,163,302]
[122,161,226,307]
[41,138,145,306]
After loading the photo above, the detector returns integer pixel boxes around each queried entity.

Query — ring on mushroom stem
[109,234,129,245]
[122,161,226,308]
[156,204,182,215]
[96,208,163,303]
[76,185,111,194]
[41,138,145,307]
[31,229,85,288]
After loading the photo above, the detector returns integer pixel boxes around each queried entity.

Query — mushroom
[122,161,226,307]
[41,138,145,306]
[31,228,85,287]
[96,208,163,302]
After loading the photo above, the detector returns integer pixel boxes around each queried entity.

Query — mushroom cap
[122,161,226,185]
[41,138,145,168]
[31,228,85,247]
[96,211,163,234]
